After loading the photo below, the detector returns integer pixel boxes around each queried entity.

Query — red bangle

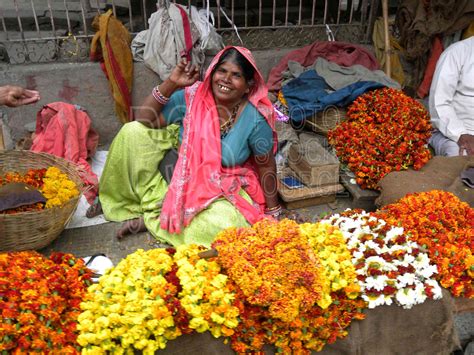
[152,86,170,105]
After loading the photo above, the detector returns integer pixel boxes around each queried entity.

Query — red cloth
[31,102,99,204]
[267,41,380,92]
[160,46,277,234]
[416,36,444,98]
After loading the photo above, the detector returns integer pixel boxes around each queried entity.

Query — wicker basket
[305,107,347,136]
[0,150,84,251]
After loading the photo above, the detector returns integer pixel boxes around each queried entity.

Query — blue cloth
[162,90,273,166]
[282,70,385,122]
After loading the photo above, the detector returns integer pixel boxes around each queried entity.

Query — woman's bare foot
[116,217,147,239]
[86,201,103,218]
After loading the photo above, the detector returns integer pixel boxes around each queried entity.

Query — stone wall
[0,47,296,148]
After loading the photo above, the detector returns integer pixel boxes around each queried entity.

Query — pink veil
[159,46,277,234]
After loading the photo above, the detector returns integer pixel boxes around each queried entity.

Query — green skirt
[99,121,250,247]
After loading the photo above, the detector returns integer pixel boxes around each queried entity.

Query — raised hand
[0,85,40,107]
[168,58,200,89]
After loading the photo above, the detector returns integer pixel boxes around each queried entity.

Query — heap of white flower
[321,210,442,309]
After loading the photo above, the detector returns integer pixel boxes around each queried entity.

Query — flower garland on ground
[0,251,92,353]
[230,287,367,354]
[322,210,443,309]
[77,249,181,354]
[215,220,366,354]
[328,88,432,190]
[299,222,361,308]
[377,190,474,298]
[77,246,239,354]
[0,166,79,213]
[212,219,324,322]
[173,245,240,338]
[214,220,366,354]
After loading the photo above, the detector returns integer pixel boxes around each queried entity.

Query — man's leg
[429,130,461,157]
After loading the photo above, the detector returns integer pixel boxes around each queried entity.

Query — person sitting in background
[429,36,474,156]
[88,46,295,247]
[0,85,40,107]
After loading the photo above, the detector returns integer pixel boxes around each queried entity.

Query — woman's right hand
[168,58,200,89]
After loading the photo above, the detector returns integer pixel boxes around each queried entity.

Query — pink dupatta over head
[160,46,277,234]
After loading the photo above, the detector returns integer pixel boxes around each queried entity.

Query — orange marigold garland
[0,251,93,353]
[377,190,474,298]
[328,88,432,190]
[0,168,46,188]
[213,220,366,354]
[212,219,324,323]
[230,287,366,354]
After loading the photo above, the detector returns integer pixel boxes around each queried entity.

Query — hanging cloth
[90,9,133,123]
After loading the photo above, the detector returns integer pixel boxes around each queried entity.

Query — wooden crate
[278,168,345,210]
[340,172,380,212]
[288,143,339,187]
[305,107,346,136]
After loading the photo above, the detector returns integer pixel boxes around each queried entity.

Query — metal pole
[382,0,391,77]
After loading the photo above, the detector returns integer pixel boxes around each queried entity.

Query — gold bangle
[265,205,282,213]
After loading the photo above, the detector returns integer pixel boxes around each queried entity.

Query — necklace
[220,101,241,137]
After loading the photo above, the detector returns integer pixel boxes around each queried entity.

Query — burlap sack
[376,156,474,208]
[161,289,458,354]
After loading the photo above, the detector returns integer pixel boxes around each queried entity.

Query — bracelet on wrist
[265,205,281,212]
[152,85,170,105]
[265,205,283,217]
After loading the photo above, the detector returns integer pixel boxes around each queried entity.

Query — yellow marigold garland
[299,223,361,308]
[212,219,324,322]
[41,166,79,208]
[377,190,474,298]
[77,246,241,354]
[77,249,180,354]
[174,245,240,338]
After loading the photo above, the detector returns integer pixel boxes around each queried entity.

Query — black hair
[213,48,255,83]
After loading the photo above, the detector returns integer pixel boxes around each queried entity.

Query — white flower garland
[322,211,442,309]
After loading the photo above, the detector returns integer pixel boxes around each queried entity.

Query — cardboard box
[288,142,339,187]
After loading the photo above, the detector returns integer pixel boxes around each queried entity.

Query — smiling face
[211,60,251,107]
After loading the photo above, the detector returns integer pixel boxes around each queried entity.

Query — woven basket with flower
[0,150,84,251]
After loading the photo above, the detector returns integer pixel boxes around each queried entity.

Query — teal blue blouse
[162,90,273,167]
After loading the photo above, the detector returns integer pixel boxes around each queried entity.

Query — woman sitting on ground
[88,46,294,246]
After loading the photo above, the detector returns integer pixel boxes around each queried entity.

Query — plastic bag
[131,0,224,80]
[131,0,204,81]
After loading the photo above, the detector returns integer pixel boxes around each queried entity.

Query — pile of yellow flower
[77,249,178,354]
[299,223,361,308]
[174,245,239,338]
[41,166,79,208]
[77,221,367,354]
[77,246,239,354]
